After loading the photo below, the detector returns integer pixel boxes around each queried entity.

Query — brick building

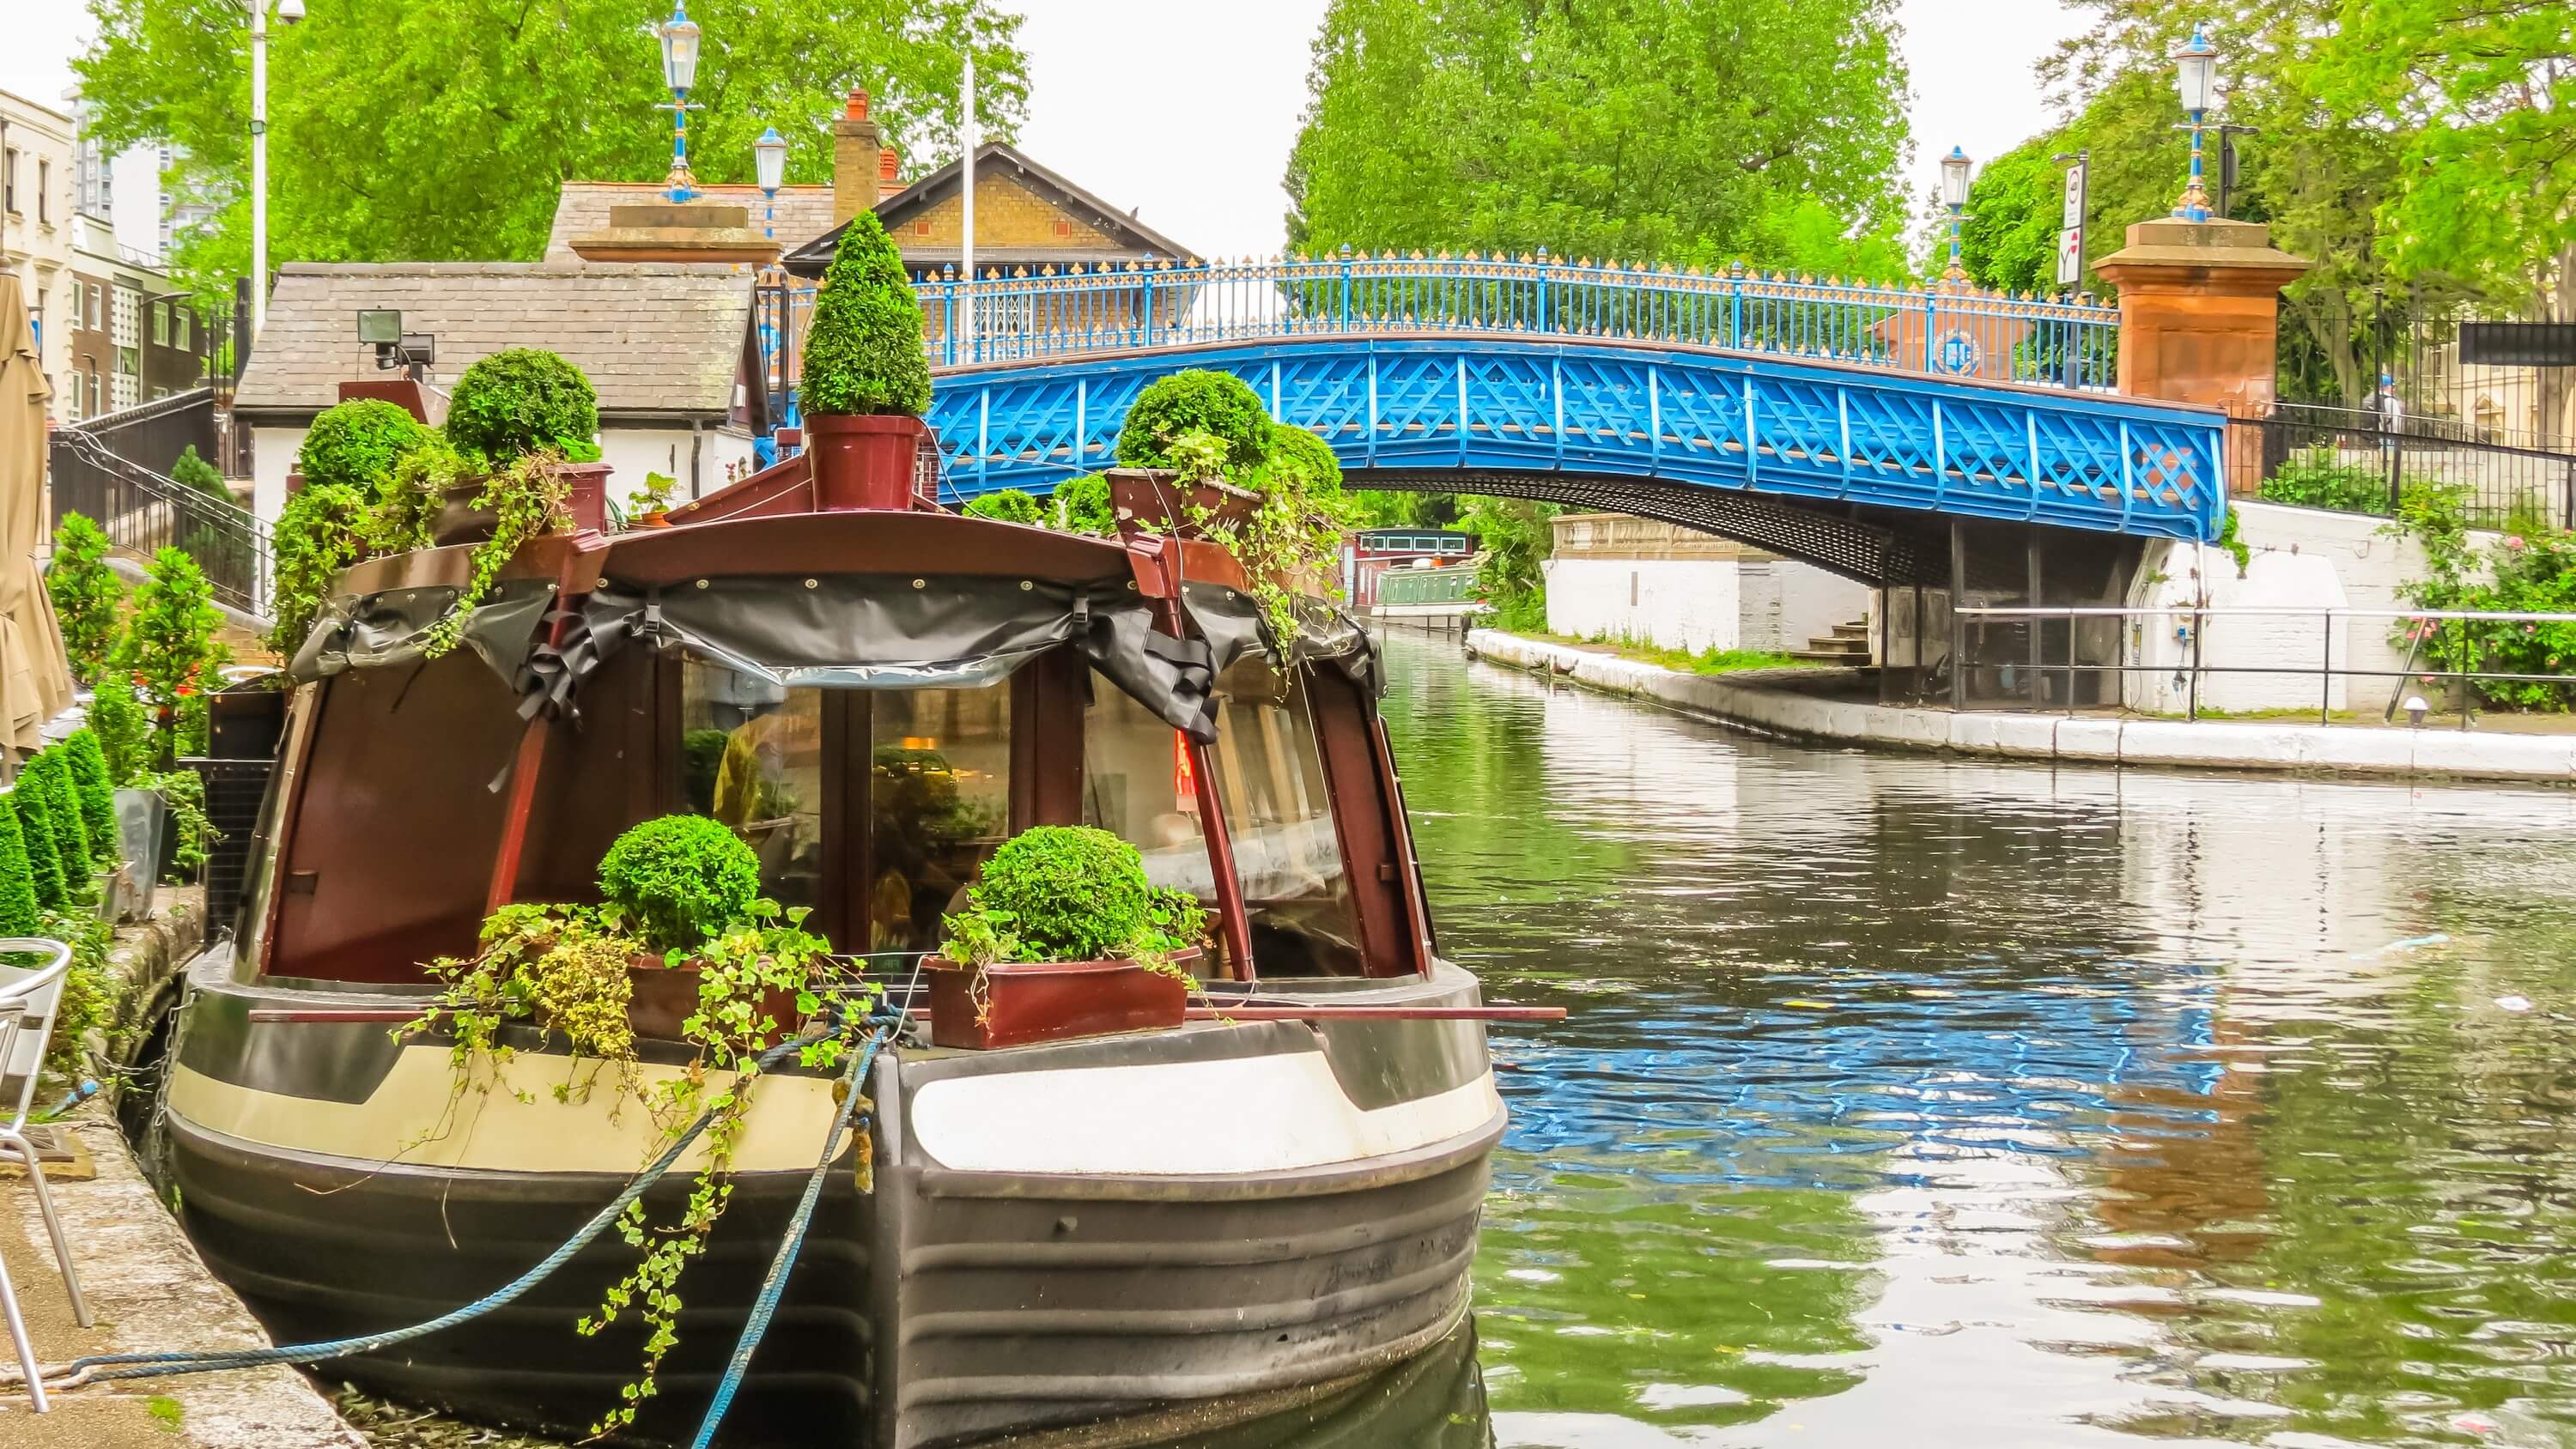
[66,212,213,424]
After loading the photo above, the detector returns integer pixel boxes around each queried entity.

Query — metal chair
[0,938,90,1414]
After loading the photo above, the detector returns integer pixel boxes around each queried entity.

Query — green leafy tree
[1286,0,1911,275]
[86,675,151,788]
[121,548,229,769]
[47,512,125,685]
[1461,495,1560,631]
[296,398,431,493]
[0,795,42,937]
[801,210,932,416]
[73,0,1031,310]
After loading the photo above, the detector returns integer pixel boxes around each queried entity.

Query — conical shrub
[65,730,122,868]
[24,752,94,904]
[799,210,931,417]
[0,793,42,936]
[8,780,70,912]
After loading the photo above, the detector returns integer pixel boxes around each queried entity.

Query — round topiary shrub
[598,815,763,954]
[961,488,1045,526]
[968,826,1155,962]
[444,349,599,464]
[800,210,933,417]
[1262,421,1343,493]
[297,399,433,495]
[63,731,120,868]
[1115,371,1271,471]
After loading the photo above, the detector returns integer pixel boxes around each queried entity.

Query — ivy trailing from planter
[420,450,573,658]
[402,815,867,1434]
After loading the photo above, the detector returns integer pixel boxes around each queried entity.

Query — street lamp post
[754,126,787,240]
[1940,145,1972,282]
[657,3,704,203]
[2171,23,2219,221]
[245,0,304,338]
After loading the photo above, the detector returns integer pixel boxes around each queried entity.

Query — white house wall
[1545,555,1746,652]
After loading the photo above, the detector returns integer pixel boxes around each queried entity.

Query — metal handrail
[1944,603,2576,725]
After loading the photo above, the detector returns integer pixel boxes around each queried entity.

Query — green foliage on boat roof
[597,814,764,954]
[961,488,1046,526]
[1115,370,1271,471]
[800,209,933,418]
[297,398,434,496]
[444,349,600,465]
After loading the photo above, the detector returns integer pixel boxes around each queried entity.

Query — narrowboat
[147,446,1512,1447]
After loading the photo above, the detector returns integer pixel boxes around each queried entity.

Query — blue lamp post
[657,3,704,203]
[2171,24,2219,221]
[754,126,787,239]
[1940,146,1972,281]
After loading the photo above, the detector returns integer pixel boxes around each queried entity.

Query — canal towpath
[1467,628,2576,785]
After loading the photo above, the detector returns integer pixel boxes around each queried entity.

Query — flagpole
[958,52,977,357]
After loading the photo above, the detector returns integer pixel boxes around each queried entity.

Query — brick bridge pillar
[2094,217,2311,493]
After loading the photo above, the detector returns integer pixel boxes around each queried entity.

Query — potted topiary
[434,348,608,542]
[799,210,934,511]
[597,814,816,1043]
[929,825,1207,1049]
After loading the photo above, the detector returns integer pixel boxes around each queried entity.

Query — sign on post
[2056,160,2088,288]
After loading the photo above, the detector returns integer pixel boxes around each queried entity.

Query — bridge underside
[1358,469,1953,586]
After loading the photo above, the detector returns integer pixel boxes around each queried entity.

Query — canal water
[1376,631,2576,1449]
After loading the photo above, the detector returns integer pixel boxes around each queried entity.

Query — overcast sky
[3,0,2088,264]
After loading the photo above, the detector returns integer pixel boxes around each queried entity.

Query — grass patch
[1520,629,1805,676]
[146,1396,185,1432]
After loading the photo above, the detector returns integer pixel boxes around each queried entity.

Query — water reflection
[1378,634,2576,1448]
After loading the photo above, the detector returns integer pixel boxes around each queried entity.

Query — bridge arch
[923,335,2227,585]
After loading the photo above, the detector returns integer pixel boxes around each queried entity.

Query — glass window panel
[1082,679,1212,897]
[868,687,1011,952]
[1213,659,1366,975]
[679,658,823,914]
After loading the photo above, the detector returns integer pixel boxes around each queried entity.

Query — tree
[121,548,229,769]
[47,512,125,686]
[73,0,1031,309]
[1285,0,1912,277]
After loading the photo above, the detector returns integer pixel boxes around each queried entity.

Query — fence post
[2384,409,2402,514]
[1339,244,1354,332]
[1728,262,1745,350]
[941,270,957,367]
[1923,288,1939,373]
[1536,247,1551,335]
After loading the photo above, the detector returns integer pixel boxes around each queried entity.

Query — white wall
[1546,555,1745,652]
[255,421,744,522]
[1741,558,1868,654]
[250,424,301,522]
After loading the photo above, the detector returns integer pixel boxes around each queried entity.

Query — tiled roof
[544,184,839,261]
[234,263,756,419]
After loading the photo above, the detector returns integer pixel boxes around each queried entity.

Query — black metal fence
[2228,403,2576,530]
[50,400,272,615]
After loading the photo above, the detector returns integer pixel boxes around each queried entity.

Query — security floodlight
[754,126,787,194]
[2173,25,2218,116]
[1940,147,1973,209]
[659,3,702,94]
[276,0,305,22]
[355,308,401,345]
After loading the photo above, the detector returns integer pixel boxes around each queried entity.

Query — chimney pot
[846,88,869,121]
[879,149,901,192]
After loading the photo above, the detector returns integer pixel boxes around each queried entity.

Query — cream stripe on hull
[167,1042,1501,1179]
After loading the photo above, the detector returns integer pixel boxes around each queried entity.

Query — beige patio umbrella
[0,274,72,755]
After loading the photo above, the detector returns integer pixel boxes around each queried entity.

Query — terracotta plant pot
[924,952,1195,1051]
[805,413,933,512]
[623,953,805,1046]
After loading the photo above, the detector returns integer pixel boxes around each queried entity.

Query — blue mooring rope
[49,1013,894,1424]
[689,1021,888,1449]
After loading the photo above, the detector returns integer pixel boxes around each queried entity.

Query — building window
[84,284,98,330]
[117,346,138,377]
[3,149,15,215]
[151,303,168,346]
[36,161,48,224]
[173,309,190,350]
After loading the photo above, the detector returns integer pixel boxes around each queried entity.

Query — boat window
[679,658,824,914]
[867,686,1012,951]
[1208,657,1364,976]
[1082,680,1213,898]
[1078,657,1365,977]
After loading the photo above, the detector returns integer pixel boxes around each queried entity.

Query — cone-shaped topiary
[0,793,42,936]
[296,399,432,494]
[64,730,121,868]
[1115,370,1271,471]
[24,751,92,895]
[171,443,230,500]
[48,512,125,685]
[799,210,931,417]
[445,349,599,464]
[598,815,763,954]
[9,777,70,912]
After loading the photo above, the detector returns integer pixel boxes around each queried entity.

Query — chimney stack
[879,148,903,199]
[831,88,882,226]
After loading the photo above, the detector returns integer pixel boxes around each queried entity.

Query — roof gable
[785,142,1194,276]
[234,262,758,420]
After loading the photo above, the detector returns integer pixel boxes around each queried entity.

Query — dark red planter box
[805,413,934,512]
[925,954,1194,1050]
[625,955,804,1046]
